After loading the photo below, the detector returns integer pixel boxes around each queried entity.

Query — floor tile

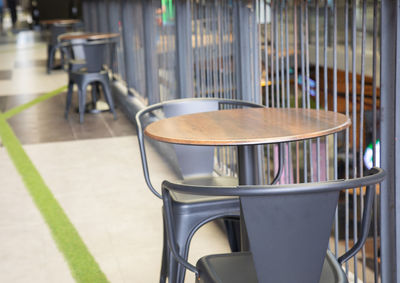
[0,70,12,80]
[14,58,47,68]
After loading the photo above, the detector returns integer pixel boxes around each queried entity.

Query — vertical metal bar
[143,0,160,104]
[372,0,379,281]
[265,0,269,107]
[176,0,194,99]
[305,1,313,184]
[200,2,206,97]
[274,1,280,108]
[280,1,285,108]
[294,0,300,183]
[285,1,290,109]
[344,0,350,275]
[121,0,137,95]
[323,0,329,187]
[315,0,321,183]
[359,0,367,280]
[332,0,339,258]
[265,0,271,184]
[217,2,223,99]
[211,2,219,97]
[194,0,200,97]
[285,1,291,184]
[206,2,211,97]
[380,0,400,282]
[236,0,253,101]
[270,0,275,108]
[300,1,307,182]
[254,0,261,105]
[351,0,358,278]
[223,0,229,99]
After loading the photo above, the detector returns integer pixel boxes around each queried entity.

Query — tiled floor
[0,30,230,283]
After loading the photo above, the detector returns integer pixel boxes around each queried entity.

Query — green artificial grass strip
[0,113,109,283]
[3,85,67,119]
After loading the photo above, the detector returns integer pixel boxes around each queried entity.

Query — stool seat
[196,250,348,283]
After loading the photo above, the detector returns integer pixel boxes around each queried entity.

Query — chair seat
[196,250,348,283]
[170,176,238,204]
[69,59,86,72]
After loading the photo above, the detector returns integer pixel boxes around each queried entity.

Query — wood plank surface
[145,108,351,145]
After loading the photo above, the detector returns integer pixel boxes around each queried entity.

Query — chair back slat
[241,190,339,283]
[164,100,219,178]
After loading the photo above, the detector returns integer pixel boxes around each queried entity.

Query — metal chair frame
[161,167,385,283]
[64,39,118,123]
[136,98,268,283]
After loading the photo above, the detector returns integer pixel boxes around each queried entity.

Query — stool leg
[101,78,117,120]
[160,223,168,283]
[78,86,87,124]
[65,80,74,119]
[91,83,98,108]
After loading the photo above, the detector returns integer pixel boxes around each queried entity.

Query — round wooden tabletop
[58,32,120,41]
[40,19,81,25]
[145,108,351,146]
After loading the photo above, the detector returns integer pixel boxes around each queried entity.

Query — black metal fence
[82,0,399,282]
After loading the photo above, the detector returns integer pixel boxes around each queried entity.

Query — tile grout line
[0,108,109,282]
[2,85,67,119]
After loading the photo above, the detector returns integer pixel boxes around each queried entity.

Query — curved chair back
[163,100,219,177]
[65,39,117,73]
[50,25,68,45]
[135,98,263,198]
[162,167,385,282]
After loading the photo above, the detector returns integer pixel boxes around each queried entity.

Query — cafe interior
[0,0,398,282]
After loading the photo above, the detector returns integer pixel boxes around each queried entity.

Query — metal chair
[161,167,385,283]
[65,39,117,123]
[135,98,264,283]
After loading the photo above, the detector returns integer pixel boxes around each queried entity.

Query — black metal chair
[64,39,117,123]
[161,167,385,283]
[136,98,264,283]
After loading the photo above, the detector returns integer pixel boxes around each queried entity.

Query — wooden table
[145,107,350,249]
[41,19,81,26]
[145,107,350,184]
[58,32,120,41]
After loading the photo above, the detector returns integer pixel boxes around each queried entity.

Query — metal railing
[81,0,399,282]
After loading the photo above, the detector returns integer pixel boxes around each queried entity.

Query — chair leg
[47,46,57,74]
[65,80,74,119]
[167,250,179,283]
[78,85,87,124]
[91,83,98,108]
[160,225,168,283]
[100,78,117,120]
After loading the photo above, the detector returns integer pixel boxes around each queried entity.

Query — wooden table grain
[145,108,351,146]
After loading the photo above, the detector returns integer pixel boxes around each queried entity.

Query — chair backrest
[50,25,68,45]
[136,98,263,198]
[163,100,219,178]
[83,41,108,72]
[162,167,385,283]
